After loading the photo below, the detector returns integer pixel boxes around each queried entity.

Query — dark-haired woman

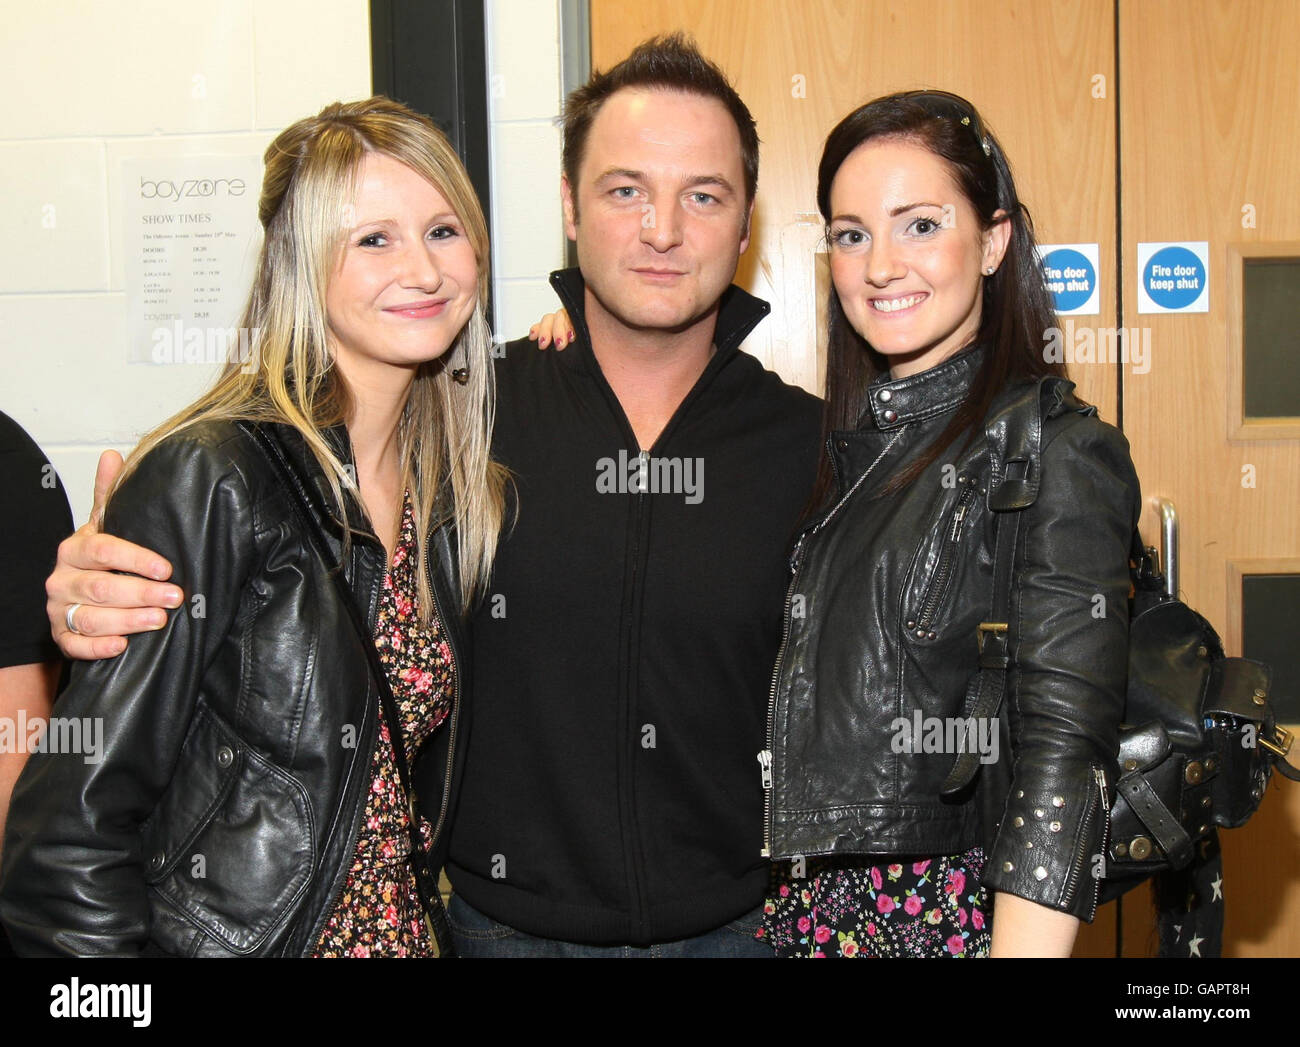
[754,91,1138,958]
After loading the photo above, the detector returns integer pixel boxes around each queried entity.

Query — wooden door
[590,0,1299,956]
[1119,0,1300,959]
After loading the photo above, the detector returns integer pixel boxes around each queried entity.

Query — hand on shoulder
[50,445,192,661]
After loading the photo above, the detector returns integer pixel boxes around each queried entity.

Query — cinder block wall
[2,0,568,524]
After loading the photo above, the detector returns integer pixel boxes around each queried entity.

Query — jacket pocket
[906,477,980,640]
[140,701,315,955]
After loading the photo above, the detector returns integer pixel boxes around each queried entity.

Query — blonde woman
[0,97,508,957]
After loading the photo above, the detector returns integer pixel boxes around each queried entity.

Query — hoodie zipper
[549,270,772,935]
[760,431,902,857]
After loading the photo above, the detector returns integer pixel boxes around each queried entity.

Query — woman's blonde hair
[116,95,508,615]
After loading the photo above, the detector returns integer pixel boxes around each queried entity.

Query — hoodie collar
[546,267,771,372]
[863,343,986,430]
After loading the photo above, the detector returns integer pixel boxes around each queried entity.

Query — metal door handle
[1153,496,1179,599]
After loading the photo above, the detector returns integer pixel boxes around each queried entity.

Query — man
[41,35,823,956]
[0,411,75,956]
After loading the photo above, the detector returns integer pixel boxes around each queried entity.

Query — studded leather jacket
[0,419,468,956]
[761,345,1141,921]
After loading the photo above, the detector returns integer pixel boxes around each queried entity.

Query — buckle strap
[941,510,1019,796]
[1265,725,1300,781]
[1117,772,1195,867]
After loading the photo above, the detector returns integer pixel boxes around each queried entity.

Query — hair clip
[958,114,991,155]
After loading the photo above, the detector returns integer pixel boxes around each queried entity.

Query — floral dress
[758,848,993,958]
[313,491,454,958]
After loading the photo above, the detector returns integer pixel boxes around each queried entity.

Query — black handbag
[1099,534,1298,900]
[943,376,1297,906]
[243,422,457,957]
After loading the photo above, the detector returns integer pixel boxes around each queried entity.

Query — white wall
[0,0,568,526]
[0,0,372,524]
[484,0,569,341]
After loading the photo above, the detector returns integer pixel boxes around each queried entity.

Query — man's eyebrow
[685,173,737,194]
[594,168,645,183]
[591,169,738,194]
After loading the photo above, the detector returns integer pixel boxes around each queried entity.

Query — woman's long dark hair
[806,91,1069,515]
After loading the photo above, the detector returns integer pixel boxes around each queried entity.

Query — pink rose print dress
[313,490,454,958]
[759,848,993,958]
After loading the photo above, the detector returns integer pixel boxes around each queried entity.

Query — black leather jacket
[0,419,468,956]
[762,345,1140,922]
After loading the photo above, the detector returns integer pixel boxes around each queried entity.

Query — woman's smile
[869,291,929,314]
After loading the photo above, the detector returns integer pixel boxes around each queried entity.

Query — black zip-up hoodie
[445,268,822,945]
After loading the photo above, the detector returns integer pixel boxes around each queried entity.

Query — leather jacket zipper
[760,432,902,857]
[299,550,385,954]
[1060,765,1109,921]
[249,423,383,956]
[759,544,804,859]
[914,480,978,632]
[423,525,461,859]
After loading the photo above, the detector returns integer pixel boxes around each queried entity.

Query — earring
[982,266,996,276]
[451,312,473,384]
[452,302,490,385]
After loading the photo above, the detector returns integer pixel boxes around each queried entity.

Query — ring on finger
[66,603,84,635]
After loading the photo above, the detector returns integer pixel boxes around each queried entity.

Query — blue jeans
[447,894,773,958]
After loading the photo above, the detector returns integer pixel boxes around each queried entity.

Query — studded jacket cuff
[982,765,1110,922]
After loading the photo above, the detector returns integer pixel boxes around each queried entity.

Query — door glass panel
[1244,258,1300,418]
[1242,573,1300,721]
